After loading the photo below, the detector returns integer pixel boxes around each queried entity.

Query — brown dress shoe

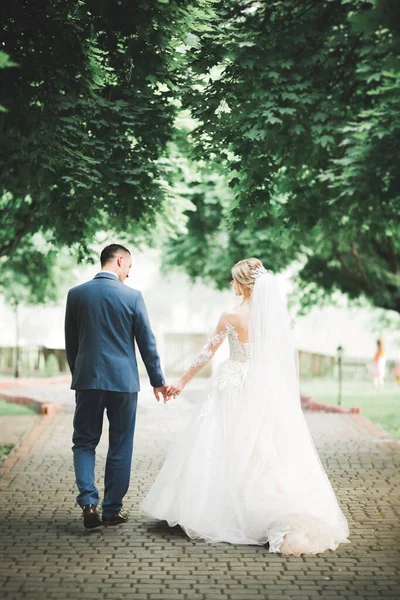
[83,504,103,529]
[102,508,129,526]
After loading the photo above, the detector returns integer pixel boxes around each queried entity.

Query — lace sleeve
[180,313,229,386]
[190,329,228,369]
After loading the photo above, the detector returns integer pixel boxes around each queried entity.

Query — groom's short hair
[100,244,131,266]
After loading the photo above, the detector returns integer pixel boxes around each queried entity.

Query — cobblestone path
[0,384,399,600]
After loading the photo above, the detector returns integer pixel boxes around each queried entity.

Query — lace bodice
[189,321,249,372]
[189,321,249,398]
[226,323,249,363]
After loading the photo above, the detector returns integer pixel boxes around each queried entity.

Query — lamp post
[336,345,344,406]
[14,301,21,379]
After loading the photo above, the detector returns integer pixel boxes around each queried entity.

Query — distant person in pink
[372,339,386,389]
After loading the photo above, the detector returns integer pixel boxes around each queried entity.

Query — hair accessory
[250,266,269,281]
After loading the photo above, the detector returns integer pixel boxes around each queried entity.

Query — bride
[141,258,350,555]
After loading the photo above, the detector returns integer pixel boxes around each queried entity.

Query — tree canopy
[166,0,400,313]
[0,0,199,259]
[1,0,399,314]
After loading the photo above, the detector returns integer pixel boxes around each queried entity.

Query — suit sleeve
[133,292,165,388]
[64,291,78,375]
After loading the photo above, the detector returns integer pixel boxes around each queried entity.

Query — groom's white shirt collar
[98,270,118,278]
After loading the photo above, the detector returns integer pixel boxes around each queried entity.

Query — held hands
[166,379,185,400]
[153,385,170,403]
[153,379,185,404]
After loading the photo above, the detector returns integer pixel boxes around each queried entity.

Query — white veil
[232,270,350,554]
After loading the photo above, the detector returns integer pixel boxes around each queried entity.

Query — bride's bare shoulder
[223,307,242,325]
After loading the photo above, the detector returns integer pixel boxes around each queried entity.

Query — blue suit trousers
[72,390,138,516]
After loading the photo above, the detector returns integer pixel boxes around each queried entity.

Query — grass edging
[0,393,60,416]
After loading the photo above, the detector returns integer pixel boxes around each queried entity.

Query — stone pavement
[0,382,399,600]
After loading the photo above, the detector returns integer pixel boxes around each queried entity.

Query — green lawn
[301,378,400,440]
[0,398,37,416]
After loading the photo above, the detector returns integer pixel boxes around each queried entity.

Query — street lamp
[336,345,344,406]
[11,299,21,379]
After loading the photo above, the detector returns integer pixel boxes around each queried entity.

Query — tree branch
[371,237,399,275]
[350,244,375,294]
[0,200,40,258]
[332,240,359,284]
[386,237,398,275]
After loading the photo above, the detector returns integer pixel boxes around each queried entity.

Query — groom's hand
[153,385,170,403]
[166,379,185,400]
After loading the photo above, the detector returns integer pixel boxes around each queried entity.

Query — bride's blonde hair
[231,257,264,295]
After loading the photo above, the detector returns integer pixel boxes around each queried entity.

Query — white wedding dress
[141,272,350,555]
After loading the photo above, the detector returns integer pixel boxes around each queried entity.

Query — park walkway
[0,382,399,600]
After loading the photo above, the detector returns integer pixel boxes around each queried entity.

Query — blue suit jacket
[64,272,165,392]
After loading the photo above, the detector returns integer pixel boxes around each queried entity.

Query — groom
[64,244,168,529]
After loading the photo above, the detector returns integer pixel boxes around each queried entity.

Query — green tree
[1,236,77,376]
[167,0,400,313]
[0,0,199,259]
[0,51,18,112]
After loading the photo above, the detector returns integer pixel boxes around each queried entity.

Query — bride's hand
[166,379,185,401]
